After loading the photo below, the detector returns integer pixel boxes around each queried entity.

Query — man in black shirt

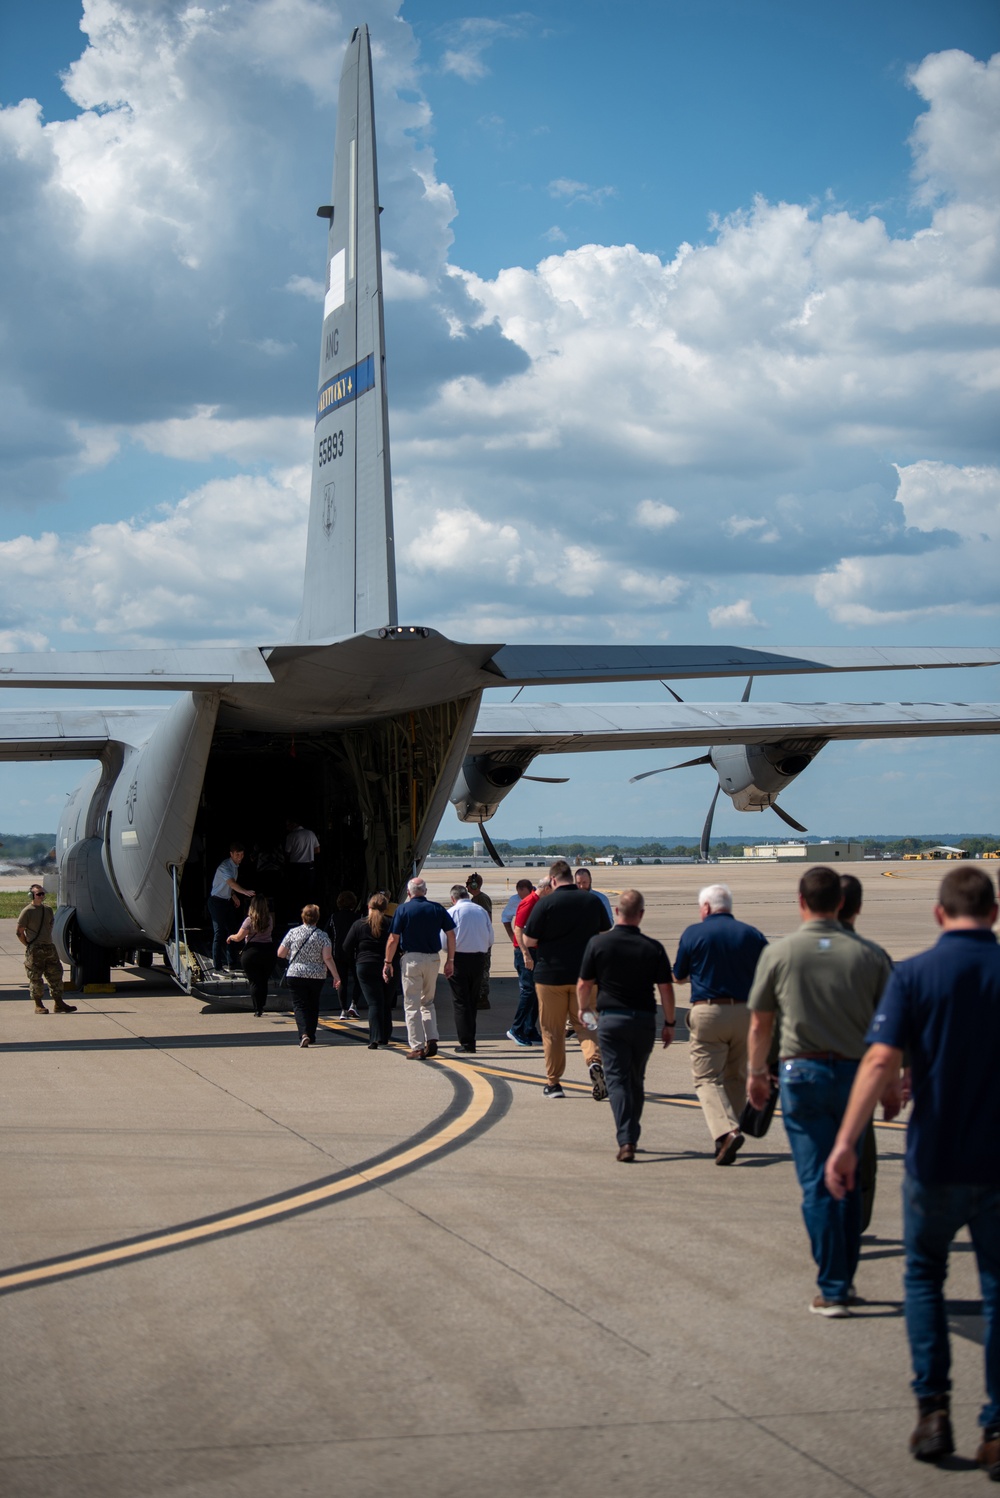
[523,859,612,1099]
[578,889,675,1161]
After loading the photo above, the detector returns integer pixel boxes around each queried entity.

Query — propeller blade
[771,802,808,834]
[700,785,721,862]
[522,775,570,784]
[659,680,685,703]
[478,821,506,868]
[741,675,754,703]
[629,754,712,784]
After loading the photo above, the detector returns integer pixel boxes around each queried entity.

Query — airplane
[2,25,998,992]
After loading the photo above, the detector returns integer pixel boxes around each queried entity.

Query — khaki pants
[25,942,65,1005]
[535,982,601,1085]
[401,953,441,1050]
[687,1001,750,1142]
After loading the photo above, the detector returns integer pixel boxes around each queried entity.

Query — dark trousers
[241,944,274,1014]
[209,895,237,970]
[510,948,542,1042]
[288,976,324,1041]
[356,961,395,1044]
[447,951,486,1049]
[598,1010,656,1146]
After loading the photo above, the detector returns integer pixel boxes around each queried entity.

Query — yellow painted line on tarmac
[0,1053,494,1296]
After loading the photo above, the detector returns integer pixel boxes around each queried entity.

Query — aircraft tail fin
[295,24,398,642]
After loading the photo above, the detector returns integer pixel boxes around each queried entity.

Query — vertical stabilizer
[296,25,398,642]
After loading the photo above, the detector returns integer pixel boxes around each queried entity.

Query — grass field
[0,891,46,919]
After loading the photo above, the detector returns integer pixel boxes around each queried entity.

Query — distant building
[721,840,865,864]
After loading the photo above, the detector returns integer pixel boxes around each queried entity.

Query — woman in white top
[277,904,340,1047]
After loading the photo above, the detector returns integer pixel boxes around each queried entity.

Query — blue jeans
[780,1057,865,1302]
[510,949,542,1043]
[903,1173,1000,1429]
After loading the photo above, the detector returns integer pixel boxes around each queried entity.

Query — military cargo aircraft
[1,26,998,989]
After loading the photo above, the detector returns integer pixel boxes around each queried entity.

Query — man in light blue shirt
[209,844,255,971]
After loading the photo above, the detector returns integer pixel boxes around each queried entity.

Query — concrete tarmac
[0,862,993,1497]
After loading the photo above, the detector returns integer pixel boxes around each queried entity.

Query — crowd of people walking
[17,850,1000,1480]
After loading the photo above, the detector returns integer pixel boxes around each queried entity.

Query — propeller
[629,754,711,784]
[700,785,721,862]
[630,676,808,860]
[522,774,570,783]
[771,802,808,834]
[478,821,506,868]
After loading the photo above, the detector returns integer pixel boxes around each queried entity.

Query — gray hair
[450,885,471,902]
[698,883,732,913]
[407,877,427,897]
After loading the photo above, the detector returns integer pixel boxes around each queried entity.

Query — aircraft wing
[0,709,170,760]
[0,648,273,690]
[469,700,1000,755]
[486,645,1000,685]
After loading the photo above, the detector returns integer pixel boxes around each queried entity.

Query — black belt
[691,997,743,1006]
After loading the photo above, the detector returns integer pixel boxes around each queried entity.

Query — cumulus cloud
[708,599,762,629]
[0,9,997,653]
[812,461,1000,623]
[0,469,307,646]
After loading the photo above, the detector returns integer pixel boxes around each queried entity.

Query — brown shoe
[975,1427,1000,1480]
[910,1402,954,1462]
[53,1001,77,1014]
[34,1002,49,1014]
[424,1039,438,1058]
[715,1129,745,1166]
[405,1047,426,1060]
[616,1143,636,1163]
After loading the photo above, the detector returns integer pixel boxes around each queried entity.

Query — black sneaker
[589,1062,608,1101]
[543,1083,565,1099]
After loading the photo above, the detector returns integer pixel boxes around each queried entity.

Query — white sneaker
[809,1294,850,1318]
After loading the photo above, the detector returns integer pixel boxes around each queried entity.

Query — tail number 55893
[318,431,344,466]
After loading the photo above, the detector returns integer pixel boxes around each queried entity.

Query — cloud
[812,461,1000,623]
[0,469,308,646]
[548,178,617,207]
[0,13,997,652]
[636,500,680,530]
[437,16,530,82]
[708,599,762,629]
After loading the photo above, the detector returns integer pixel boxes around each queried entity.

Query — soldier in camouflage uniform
[16,885,75,1014]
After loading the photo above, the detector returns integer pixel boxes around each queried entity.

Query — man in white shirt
[445,886,494,1053]
[285,818,320,912]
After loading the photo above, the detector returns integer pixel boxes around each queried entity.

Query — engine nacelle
[710,739,824,812]
[450,751,536,823]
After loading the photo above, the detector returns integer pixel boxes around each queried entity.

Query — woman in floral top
[277,904,341,1047]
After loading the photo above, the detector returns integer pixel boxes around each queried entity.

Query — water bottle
[581,1009,598,1031]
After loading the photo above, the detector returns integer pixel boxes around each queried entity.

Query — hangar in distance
[1,25,997,987]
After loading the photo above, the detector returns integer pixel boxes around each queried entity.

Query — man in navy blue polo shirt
[384,877,456,1060]
[674,884,768,1165]
[825,865,1000,1474]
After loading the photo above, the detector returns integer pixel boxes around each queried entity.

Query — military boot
[34,1001,49,1014]
[53,1000,78,1013]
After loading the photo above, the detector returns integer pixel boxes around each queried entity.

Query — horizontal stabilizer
[487,645,1000,686]
[0,648,273,691]
[470,700,1000,755]
[0,708,170,761]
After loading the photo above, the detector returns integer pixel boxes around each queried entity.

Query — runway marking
[374,1042,906,1131]
[0,1051,502,1297]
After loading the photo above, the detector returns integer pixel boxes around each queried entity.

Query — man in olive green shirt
[16,885,75,1014]
[746,866,892,1316]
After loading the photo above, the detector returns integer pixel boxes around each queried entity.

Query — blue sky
[0,0,998,839]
